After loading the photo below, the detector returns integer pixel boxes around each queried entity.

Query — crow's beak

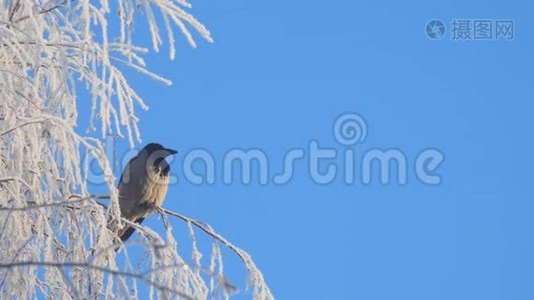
[165,148,178,155]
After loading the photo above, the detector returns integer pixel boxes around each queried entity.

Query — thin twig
[14,0,74,23]
[156,206,257,275]
[0,195,107,212]
[0,261,194,299]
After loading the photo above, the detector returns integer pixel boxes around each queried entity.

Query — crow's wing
[117,155,139,187]
[119,216,145,242]
[116,154,142,243]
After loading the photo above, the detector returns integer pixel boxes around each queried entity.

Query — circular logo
[333,113,367,146]
[425,19,445,40]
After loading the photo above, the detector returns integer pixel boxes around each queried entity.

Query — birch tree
[0,0,273,298]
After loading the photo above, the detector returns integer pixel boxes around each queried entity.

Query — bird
[116,143,177,243]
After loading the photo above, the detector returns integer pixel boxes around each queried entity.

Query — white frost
[0,1,273,299]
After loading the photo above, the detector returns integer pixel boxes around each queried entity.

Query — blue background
[94,0,534,299]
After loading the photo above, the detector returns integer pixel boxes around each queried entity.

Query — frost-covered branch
[93,198,272,299]
[0,261,196,299]
[157,206,274,299]
[0,0,271,298]
[0,194,107,211]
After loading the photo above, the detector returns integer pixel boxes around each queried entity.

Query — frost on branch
[0,1,272,299]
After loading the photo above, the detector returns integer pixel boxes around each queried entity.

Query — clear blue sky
[93,0,534,299]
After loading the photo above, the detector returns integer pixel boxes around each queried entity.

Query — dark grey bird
[116,143,177,242]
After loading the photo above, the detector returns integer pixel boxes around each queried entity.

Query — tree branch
[0,261,194,299]
[13,0,74,24]
[153,205,272,298]
[0,195,107,212]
